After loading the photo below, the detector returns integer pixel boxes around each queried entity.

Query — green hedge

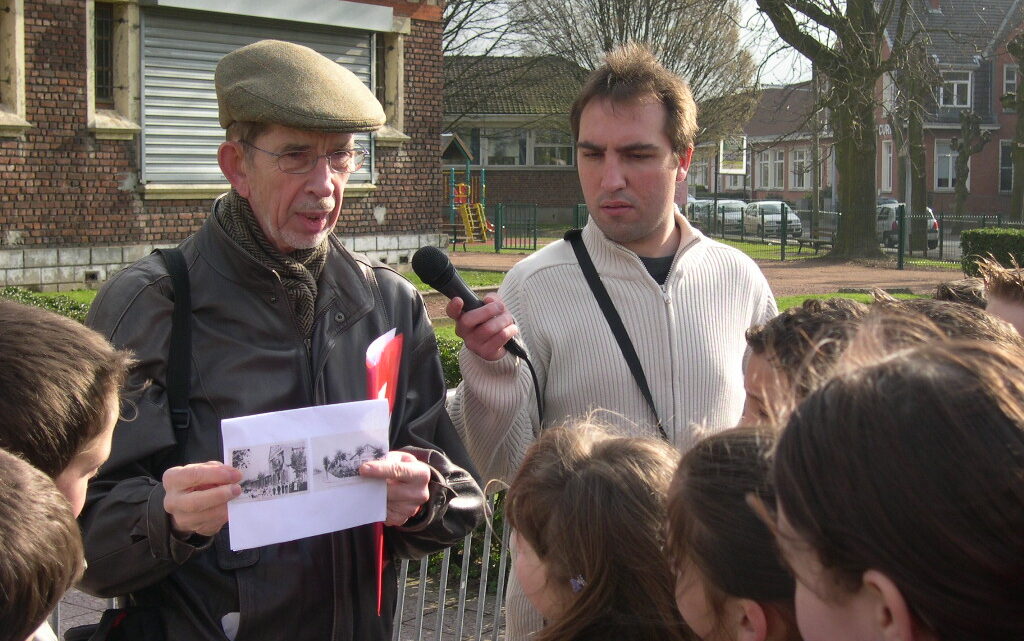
[961,227,1024,275]
[436,335,463,387]
[0,286,91,323]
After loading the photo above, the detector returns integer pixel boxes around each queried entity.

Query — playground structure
[447,167,492,243]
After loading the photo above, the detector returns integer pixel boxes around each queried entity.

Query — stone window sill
[142,182,378,200]
[90,109,141,140]
[375,124,410,148]
[0,108,32,138]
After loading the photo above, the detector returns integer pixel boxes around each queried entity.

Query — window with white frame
[881,140,893,192]
[532,129,573,166]
[773,150,785,188]
[882,73,897,113]
[758,150,771,188]
[1006,64,1018,96]
[483,128,527,165]
[726,174,744,189]
[791,148,810,190]
[935,139,960,190]
[0,0,30,137]
[690,157,708,187]
[939,71,971,108]
[1001,140,1014,193]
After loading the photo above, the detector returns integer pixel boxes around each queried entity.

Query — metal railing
[52,496,513,641]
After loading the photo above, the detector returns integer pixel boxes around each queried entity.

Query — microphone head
[412,246,454,288]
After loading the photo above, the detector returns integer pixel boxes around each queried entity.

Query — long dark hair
[667,427,796,640]
[507,422,692,641]
[775,340,1024,641]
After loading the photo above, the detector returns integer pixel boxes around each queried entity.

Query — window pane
[485,129,525,165]
[534,146,572,166]
[1001,141,1014,192]
[95,2,115,108]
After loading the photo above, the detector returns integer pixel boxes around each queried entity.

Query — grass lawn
[37,289,98,305]
[776,292,925,310]
[404,269,505,291]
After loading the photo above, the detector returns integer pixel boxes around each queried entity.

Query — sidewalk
[450,251,953,298]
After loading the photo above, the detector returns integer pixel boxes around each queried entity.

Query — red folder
[366,329,404,615]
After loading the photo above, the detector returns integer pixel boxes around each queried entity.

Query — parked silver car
[876,203,939,249]
[743,201,803,238]
[688,199,745,234]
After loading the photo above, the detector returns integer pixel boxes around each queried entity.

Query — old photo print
[232,440,309,503]
[311,433,386,491]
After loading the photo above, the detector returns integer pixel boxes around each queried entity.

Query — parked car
[743,201,803,238]
[689,199,746,234]
[876,203,939,249]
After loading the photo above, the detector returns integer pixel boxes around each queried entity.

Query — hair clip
[569,575,586,593]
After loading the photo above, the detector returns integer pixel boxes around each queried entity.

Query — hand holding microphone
[412,246,526,361]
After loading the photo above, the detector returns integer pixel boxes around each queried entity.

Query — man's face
[739,351,786,427]
[230,124,354,254]
[576,97,691,257]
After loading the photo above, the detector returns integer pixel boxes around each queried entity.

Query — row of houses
[444,0,1024,221]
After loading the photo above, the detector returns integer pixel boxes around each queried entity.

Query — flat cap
[215,39,386,132]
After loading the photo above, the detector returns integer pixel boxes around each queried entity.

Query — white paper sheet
[222,399,389,551]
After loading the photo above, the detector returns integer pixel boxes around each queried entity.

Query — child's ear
[218,141,252,199]
[734,598,768,641]
[862,569,918,641]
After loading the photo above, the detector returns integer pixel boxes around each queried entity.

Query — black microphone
[412,246,527,359]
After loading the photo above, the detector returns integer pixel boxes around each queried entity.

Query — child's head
[873,297,1024,346]
[742,298,868,425]
[773,339,1024,641]
[0,447,84,641]
[506,422,687,641]
[666,427,797,641]
[0,301,130,515]
[934,277,986,308]
[977,256,1024,334]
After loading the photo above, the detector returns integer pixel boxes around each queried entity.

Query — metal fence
[493,204,538,252]
[52,495,514,641]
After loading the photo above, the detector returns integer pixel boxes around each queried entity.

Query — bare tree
[756,0,917,258]
[514,0,759,144]
[952,111,993,217]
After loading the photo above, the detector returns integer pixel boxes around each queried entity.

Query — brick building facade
[0,0,447,290]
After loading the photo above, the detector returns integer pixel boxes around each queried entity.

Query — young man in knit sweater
[445,43,776,640]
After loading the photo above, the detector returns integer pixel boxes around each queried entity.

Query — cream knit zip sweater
[448,216,777,483]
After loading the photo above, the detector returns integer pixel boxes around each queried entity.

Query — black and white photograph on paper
[232,440,309,503]
[222,398,390,551]
[312,434,386,491]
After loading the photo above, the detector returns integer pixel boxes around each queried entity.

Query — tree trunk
[830,90,883,258]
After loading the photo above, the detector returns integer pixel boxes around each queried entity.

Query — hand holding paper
[359,451,431,526]
[163,462,242,537]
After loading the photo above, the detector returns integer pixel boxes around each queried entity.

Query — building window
[483,128,526,165]
[881,140,893,193]
[758,150,770,188]
[726,174,744,190]
[94,2,115,109]
[773,150,785,189]
[0,0,30,137]
[1006,65,1018,96]
[882,73,896,113]
[374,34,387,110]
[86,0,140,139]
[532,129,573,166]
[690,157,707,187]
[939,71,971,108]
[935,139,959,190]
[791,148,809,190]
[1001,140,1014,193]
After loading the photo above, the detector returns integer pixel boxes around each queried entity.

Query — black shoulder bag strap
[564,229,667,441]
[155,248,192,465]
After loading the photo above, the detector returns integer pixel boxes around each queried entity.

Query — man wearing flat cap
[80,40,484,641]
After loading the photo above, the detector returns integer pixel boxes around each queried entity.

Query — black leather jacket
[80,209,484,641]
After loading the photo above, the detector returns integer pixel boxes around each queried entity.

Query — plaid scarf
[215,189,327,338]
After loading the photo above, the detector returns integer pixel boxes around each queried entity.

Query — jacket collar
[580,211,706,281]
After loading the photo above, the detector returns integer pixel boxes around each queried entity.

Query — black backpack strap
[155,248,192,465]
[564,229,667,441]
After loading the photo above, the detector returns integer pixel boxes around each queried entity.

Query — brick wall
[0,2,447,288]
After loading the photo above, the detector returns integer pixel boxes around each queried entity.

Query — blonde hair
[977,255,1024,303]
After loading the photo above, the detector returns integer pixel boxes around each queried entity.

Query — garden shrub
[436,334,463,387]
[961,227,1024,275]
[0,286,90,323]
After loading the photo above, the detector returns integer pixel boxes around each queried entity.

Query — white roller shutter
[141,9,373,184]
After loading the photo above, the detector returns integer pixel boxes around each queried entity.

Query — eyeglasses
[241,141,367,175]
